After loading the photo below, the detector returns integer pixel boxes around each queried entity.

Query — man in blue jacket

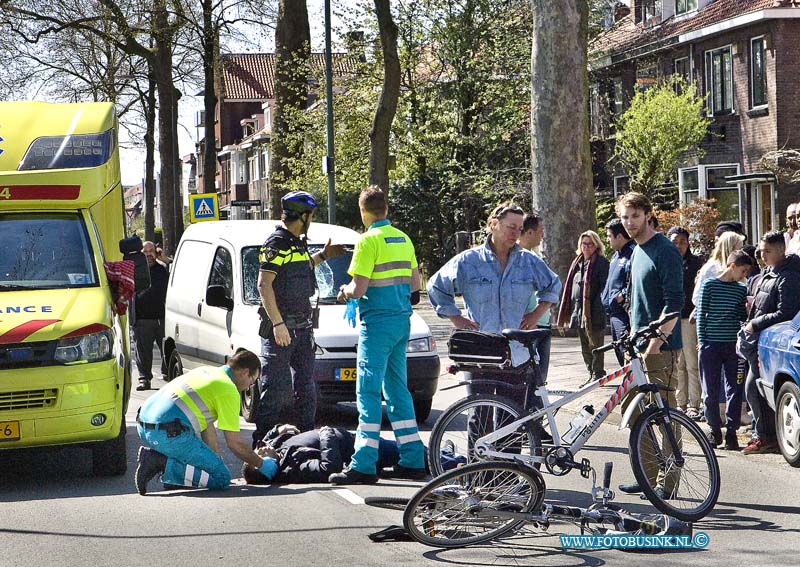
[427,203,561,407]
[602,218,635,366]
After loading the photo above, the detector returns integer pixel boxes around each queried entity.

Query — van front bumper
[313,354,440,403]
[0,360,124,449]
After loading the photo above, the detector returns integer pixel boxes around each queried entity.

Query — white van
[163,220,440,421]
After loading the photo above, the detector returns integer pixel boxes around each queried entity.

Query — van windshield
[241,245,355,305]
[0,213,98,290]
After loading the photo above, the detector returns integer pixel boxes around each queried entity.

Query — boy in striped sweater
[696,250,755,450]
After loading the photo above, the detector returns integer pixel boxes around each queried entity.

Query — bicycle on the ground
[427,312,720,523]
[369,462,693,549]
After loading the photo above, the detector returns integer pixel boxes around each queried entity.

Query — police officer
[329,186,426,485]
[134,349,277,495]
[253,191,343,444]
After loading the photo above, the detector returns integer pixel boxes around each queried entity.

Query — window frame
[678,163,741,213]
[704,45,734,116]
[750,35,768,109]
[676,0,698,16]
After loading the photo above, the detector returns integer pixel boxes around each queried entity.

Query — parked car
[756,310,800,466]
[162,220,439,422]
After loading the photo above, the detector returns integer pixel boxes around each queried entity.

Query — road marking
[333,488,365,505]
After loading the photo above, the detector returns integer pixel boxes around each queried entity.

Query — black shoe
[647,486,674,501]
[724,434,741,451]
[618,483,642,494]
[136,379,151,391]
[442,439,456,456]
[381,464,429,481]
[706,430,722,448]
[135,446,167,495]
[329,467,378,485]
[539,431,554,444]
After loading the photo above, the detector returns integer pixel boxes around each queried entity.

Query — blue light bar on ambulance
[18,128,115,170]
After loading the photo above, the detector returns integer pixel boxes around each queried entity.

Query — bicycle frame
[475,354,667,464]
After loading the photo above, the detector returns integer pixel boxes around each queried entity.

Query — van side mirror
[206,285,233,311]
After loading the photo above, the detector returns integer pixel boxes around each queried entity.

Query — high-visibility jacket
[139,366,241,435]
[348,219,417,322]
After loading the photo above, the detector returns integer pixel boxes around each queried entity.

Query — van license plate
[335,368,357,381]
[0,421,20,442]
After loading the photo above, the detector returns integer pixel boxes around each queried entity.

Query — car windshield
[0,213,97,290]
[241,244,355,305]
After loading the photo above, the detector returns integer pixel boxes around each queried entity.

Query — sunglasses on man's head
[491,205,524,219]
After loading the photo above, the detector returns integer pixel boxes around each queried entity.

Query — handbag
[448,329,511,367]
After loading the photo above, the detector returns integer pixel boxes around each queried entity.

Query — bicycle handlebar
[591,312,680,356]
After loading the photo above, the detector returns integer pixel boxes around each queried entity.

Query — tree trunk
[268,0,311,218]
[144,64,157,242]
[154,1,178,254]
[202,0,218,195]
[530,0,594,283]
[368,0,400,191]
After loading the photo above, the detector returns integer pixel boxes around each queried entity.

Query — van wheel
[167,351,184,382]
[241,380,260,423]
[91,422,127,477]
[413,398,432,423]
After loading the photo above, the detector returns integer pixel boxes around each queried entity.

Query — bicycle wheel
[364,496,409,511]
[428,394,540,477]
[403,461,546,548]
[628,406,720,522]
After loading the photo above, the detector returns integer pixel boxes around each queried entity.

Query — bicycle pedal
[580,458,591,478]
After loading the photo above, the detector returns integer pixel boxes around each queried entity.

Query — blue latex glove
[344,298,358,328]
[258,457,278,480]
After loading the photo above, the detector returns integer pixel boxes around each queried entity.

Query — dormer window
[676,0,697,16]
[643,0,660,23]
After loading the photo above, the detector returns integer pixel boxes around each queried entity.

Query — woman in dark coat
[557,230,610,381]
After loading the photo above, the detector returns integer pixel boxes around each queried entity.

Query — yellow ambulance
[0,101,131,475]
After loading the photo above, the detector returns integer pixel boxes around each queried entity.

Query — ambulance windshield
[0,213,98,290]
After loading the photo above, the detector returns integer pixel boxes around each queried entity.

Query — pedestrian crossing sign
[189,193,219,223]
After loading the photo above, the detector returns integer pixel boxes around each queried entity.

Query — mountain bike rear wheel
[427,394,540,477]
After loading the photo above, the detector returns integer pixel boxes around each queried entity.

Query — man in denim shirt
[427,203,561,408]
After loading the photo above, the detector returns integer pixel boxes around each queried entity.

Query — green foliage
[595,195,616,257]
[286,0,534,270]
[613,77,710,195]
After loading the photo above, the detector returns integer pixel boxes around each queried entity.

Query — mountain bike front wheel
[628,406,720,522]
[427,394,540,477]
[403,461,546,548]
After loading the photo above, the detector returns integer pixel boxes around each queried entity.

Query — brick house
[196,52,357,219]
[589,0,800,241]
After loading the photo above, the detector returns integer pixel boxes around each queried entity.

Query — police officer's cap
[281,191,318,215]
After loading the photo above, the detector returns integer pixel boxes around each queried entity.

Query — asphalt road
[2,338,799,567]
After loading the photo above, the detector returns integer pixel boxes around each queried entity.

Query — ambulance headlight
[55,330,113,363]
[19,129,115,170]
[406,337,433,353]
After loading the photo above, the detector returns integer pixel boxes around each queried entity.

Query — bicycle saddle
[501,328,550,345]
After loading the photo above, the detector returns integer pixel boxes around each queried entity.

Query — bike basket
[448,330,512,367]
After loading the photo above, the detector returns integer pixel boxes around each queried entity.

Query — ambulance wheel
[413,398,432,423]
[166,350,184,382]
[92,421,127,477]
[241,380,260,423]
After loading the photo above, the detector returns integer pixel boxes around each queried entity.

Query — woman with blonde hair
[557,230,610,380]
[692,231,745,309]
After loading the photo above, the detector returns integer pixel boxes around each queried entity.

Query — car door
[196,244,236,363]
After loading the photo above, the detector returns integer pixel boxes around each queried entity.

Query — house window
[673,57,689,92]
[751,37,767,108]
[259,150,268,179]
[680,168,699,204]
[613,176,629,197]
[705,46,733,115]
[248,155,257,184]
[642,0,659,22]
[676,0,697,15]
[679,164,741,219]
[612,78,625,117]
[590,83,603,138]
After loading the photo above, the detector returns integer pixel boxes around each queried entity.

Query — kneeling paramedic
[329,186,426,484]
[134,349,279,494]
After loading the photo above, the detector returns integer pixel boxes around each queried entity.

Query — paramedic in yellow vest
[134,349,279,495]
[329,187,427,484]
